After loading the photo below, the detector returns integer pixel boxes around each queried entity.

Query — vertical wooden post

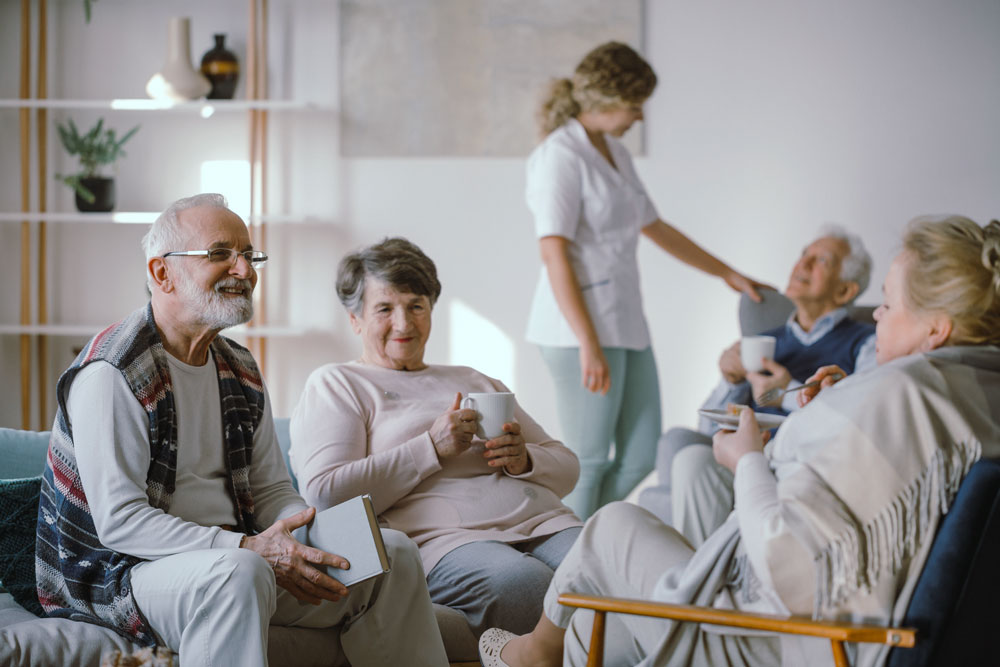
[830,640,849,667]
[586,610,606,667]
[256,0,269,371]
[246,0,260,361]
[246,0,269,369]
[19,0,32,430]
[37,0,49,430]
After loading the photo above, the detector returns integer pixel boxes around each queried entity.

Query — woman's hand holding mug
[483,422,531,475]
[429,393,478,459]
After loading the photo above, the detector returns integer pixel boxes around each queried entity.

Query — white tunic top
[524,118,660,349]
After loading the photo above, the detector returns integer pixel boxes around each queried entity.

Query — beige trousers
[541,502,780,667]
[542,502,695,667]
[131,529,448,667]
[671,444,735,547]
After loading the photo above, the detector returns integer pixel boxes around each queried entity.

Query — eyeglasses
[162,248,268,269]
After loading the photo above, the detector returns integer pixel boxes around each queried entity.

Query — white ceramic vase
[146,17,211,101]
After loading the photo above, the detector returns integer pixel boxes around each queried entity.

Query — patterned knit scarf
[35,303,264,645]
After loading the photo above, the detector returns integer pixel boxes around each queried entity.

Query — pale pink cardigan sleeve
[503,386,580,498]
[289,365,579,514]
[289,367,442,514]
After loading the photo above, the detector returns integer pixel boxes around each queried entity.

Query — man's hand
[483,422,532,475]
[242,507,350,605]
[719,341,746,384]
[712,409,771,472]
[429,393,478,459]
[747,358,792,406]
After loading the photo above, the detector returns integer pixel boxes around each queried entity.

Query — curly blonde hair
[537,41,657,137]
[901,216,1000,346]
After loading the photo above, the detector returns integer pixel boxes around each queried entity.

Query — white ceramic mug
[740,335,777,373]
[461,392,515,440]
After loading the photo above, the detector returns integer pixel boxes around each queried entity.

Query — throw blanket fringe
[815,439,980,614]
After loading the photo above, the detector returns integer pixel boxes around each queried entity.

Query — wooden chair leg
[587,610,606,667]
[831,639,848,667]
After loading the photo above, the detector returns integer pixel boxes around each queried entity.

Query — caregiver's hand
[580,341,611,395]
[723,270,773,303]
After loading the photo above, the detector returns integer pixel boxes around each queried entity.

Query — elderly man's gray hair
[141,193,230,289]
[336,237,442,316]
[815,223,872,301]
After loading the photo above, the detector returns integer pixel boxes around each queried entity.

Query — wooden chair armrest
[558,593,915,667]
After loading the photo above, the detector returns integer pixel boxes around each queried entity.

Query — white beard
[175,272,254,329]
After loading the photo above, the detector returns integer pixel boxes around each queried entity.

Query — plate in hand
[698,408,786,431]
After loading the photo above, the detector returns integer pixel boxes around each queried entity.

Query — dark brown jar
[200,33,239,99]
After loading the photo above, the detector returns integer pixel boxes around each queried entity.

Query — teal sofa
[0,422,478,666]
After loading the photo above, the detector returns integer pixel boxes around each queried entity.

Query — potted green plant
[83,0,98,23]
[55,118,139,213]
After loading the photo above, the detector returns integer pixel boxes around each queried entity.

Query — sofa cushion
[0,428,50,480]
[0,590,343,667]
[0,612,144,667]
[0,600,468,667]
[0,478,43,616]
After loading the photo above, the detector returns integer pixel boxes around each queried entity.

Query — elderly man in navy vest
[639,224,875,545]
[36,193,448,666]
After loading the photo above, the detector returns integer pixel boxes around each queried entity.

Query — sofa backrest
[0,429,50,480]
[0,423,299,490]
[274,417,298,491]
[739,289,875,336]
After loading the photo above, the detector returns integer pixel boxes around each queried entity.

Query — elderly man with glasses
[36,193,448,666]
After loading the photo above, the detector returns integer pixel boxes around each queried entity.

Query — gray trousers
[426,527,582,636]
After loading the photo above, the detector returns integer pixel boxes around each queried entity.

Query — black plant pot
[75,177,116,213]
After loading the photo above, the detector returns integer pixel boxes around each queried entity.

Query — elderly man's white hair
[814,223,872,301]
[141,193,230,288]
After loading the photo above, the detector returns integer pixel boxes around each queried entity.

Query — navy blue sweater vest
[753,317,874,415]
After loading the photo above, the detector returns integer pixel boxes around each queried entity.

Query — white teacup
[740,335,777,373]
[461,392,515,440]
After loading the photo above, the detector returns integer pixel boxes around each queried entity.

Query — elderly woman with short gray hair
[290,237,583,638]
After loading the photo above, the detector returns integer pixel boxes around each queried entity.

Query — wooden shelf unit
[8,0,282,430]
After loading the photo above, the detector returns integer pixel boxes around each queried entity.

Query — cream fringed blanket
[643,346,1000,667]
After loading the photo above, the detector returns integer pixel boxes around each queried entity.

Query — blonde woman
[525,41,768,518]
[485,216,1000,666]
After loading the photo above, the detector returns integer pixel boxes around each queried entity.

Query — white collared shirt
[524,118,660,349]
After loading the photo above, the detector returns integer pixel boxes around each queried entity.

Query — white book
[304,494,391,587]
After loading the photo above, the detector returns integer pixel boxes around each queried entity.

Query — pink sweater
[289,362,582,573]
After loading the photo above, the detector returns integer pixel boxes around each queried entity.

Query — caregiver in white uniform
[525,41,766,519]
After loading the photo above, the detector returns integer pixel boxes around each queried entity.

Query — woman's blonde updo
[901,216,1000,346]
[537,41,657,137]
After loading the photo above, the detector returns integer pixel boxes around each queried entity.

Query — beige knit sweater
[289,362,582,573]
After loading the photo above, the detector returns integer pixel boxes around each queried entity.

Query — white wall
[2,1,999,446]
